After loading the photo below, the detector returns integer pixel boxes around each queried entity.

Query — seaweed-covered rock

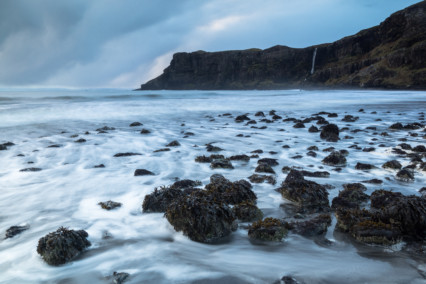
[355,162,375,170]
[206,175,257,205]
[5,225,30,239]
[98,200,122,210]
[255,164,275,174]
[142,187,184,213]
[248,217,288,242]
[331,183,369,210]
[229,154,250,161]
[206,144,223,152]
[195,155,212,163]
[300,170,330,178]
[129,122,142,127]
[396,169,414,181]
[134,169,155,176]
[235,114,250,122]
[232,202,263,222]
[210,159,234,169]
[248,174,276,185]
[322,151,347,167]
[382,160,402,170]
[288,214,331,237]
[320,124,339,142]
[114,152,142,157]
[258,158,279,166]
[308,125,319,133]
[170,179,202,190]
[165,191,237,243]
[293,122,305,128]
[279,170,329,212]
[166,140,180,147]
[351,219,402,245]
[37,227,91,265]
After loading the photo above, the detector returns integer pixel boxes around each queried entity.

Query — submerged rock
[98,200,122,210]
[248,174,276,185]
[37,227,91,265]
[111,271,130,284]
[288,214,331,237]
[134,169,155,176]
[114,152,142,157]
[5,225,30,239]
[20,167,42,172]
[248,217,288,242]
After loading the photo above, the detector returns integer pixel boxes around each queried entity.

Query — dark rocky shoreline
[139,1,426,91]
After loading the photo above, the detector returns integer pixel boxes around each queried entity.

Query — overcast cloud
[0,0,420,88]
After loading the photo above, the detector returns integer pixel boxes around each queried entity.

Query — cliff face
[139,1,426,90]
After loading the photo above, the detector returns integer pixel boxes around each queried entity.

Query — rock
[165,191,237,243]
[206,144,223,152]
[170,179,202,190]
[355,162,375,170]
[210,159,234,169]
[396,169,414,181]
[20,167,42,172]
[94,164,105,168]
[114,152,142,157]
[320,124,339,142]
[382,160,402,170]
[142,187,184,213]
[0,144,7,150]
[205,175,257,205]
[280,276,301,284]
[331,183,369,209]
[37,227,91,265]
[258,158,279,166]
[398,143,412,150]
[251,149,263,154]
[166,140,180,147]
[129,122,142,127]
[362,147,375,152]
[308,125,319,133]
[5,225,30,239]
[228,154,250,161]
[248,218,288,242]
[293,122,305,128]
[413,145,426,152]
[195,155,212,163]
[248,174,277,185]
[255,111,265,117]
[111,272,130,284]
[134,169,155,176]
[74,138,86,143]
[307,146,319,151]
[96,126,115,132]
[235,115,250,122]
[232,202,263,222]
[98,200,122,210]
[361,178,383,184]
[255,164,275,174]
[279,170,329,212]
[341,115,358,122]
[306,151,317,157]
[140,129,151,134]
[153,148,170,152]
[300,170,330,178]
[322,151,347,167]
[288,214,331,237]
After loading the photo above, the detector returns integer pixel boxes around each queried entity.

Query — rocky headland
[139,1,426,90]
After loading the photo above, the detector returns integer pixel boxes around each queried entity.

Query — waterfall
[310,48,317,75]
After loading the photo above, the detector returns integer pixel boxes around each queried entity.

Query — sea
[0,88,425,283]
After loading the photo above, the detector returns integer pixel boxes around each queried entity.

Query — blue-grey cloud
[0,0,420,88]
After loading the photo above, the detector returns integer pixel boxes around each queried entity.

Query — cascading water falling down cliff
[311,48,317,75]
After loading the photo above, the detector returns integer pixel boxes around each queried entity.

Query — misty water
[0,89,425,283]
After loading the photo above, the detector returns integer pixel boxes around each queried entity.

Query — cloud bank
[0,0,420,88]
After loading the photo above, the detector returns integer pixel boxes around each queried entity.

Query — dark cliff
[139,1,426,90]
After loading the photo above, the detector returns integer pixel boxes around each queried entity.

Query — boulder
[37,227,91,265]
[322,151,347,167]
[320,124,339,142]
[278,170,329,212]
[288,214,331,237]
[382,160,402,170]
[142,187,184,213]
[134,169,155,176]
[232,202,264,222]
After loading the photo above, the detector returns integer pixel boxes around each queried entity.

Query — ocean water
[0,88,425,283]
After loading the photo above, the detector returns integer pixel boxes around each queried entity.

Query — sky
[0,0,421,89]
